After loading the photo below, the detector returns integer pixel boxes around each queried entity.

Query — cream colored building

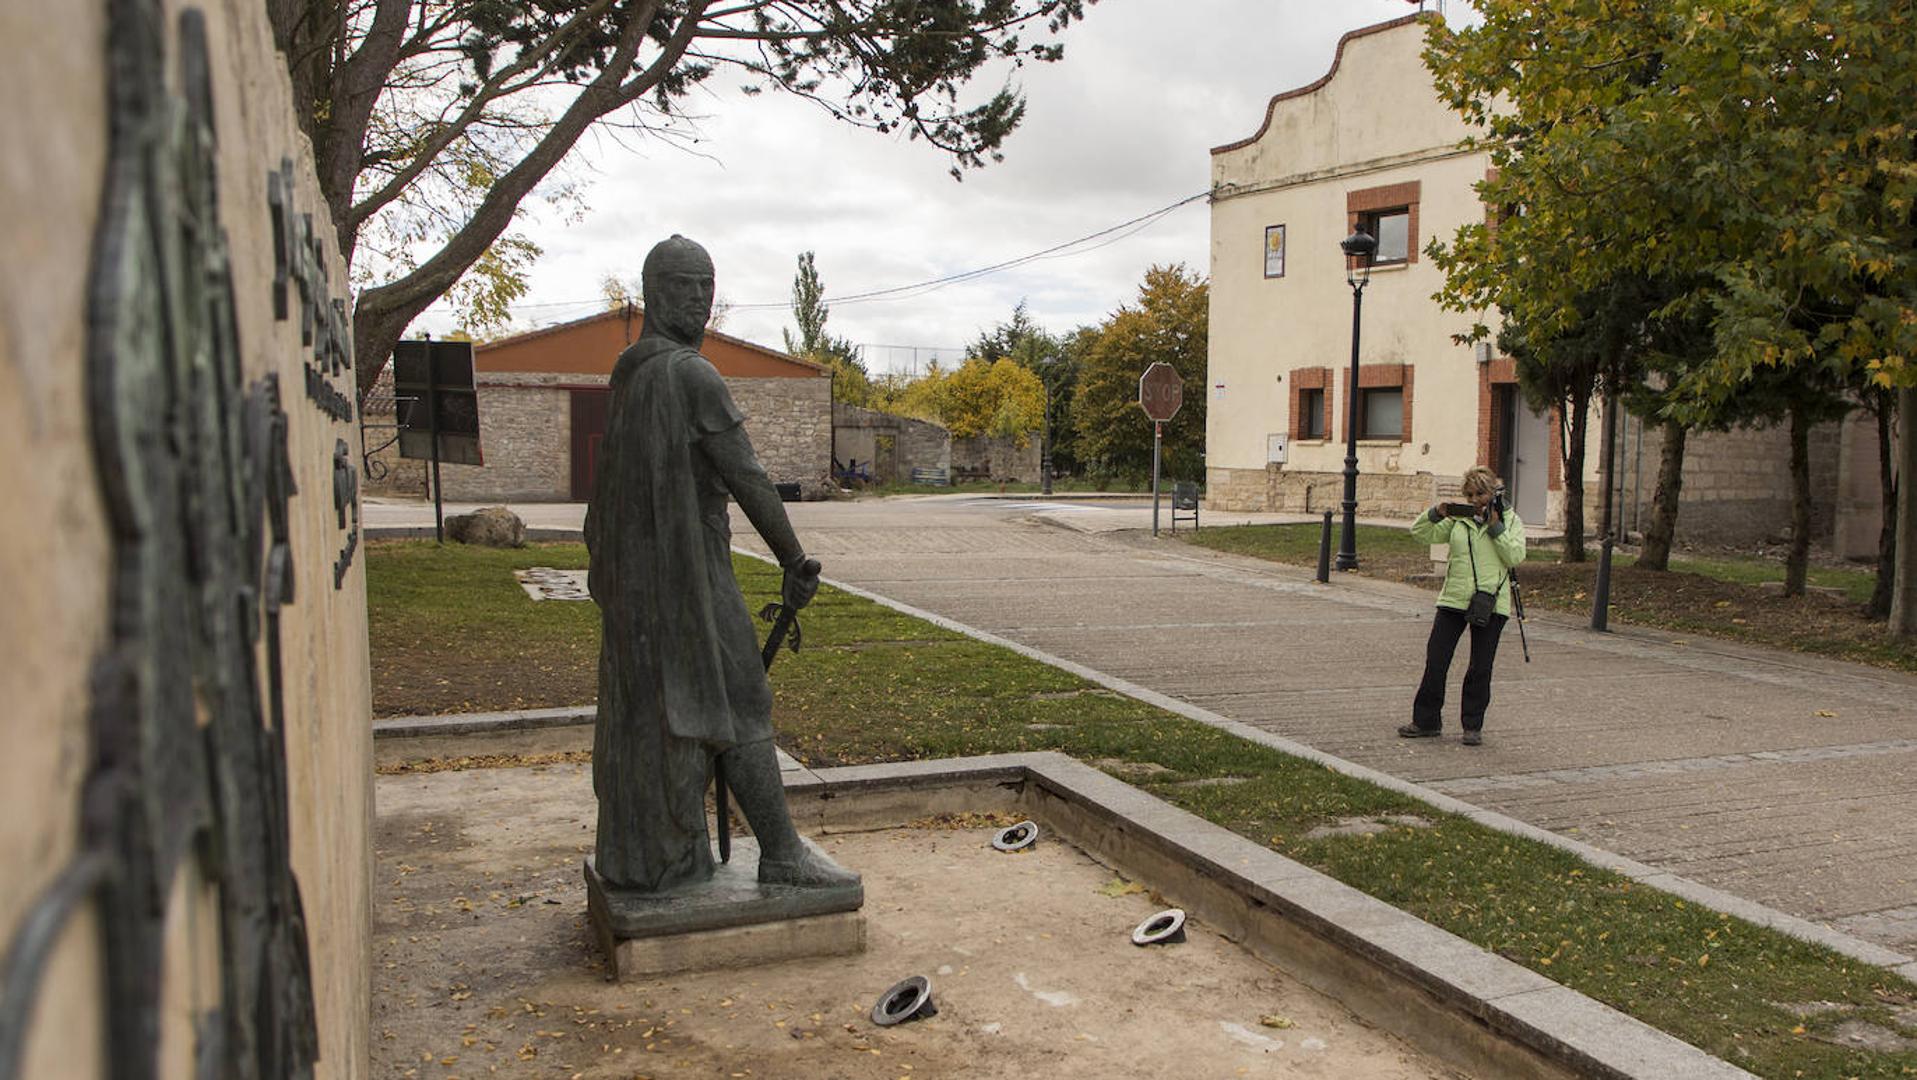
[1206,14,1570,526]
[1205,14,1889,554]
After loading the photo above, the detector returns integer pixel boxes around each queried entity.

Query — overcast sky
[412,1,1477,375]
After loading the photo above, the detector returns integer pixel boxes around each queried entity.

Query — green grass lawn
[369,541,1917,1078]
[1648,551,1879,605]
[1182,523,1917,672]
[1186,522,1433,565]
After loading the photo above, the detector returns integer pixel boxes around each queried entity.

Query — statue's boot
[717,740,862,890]
[757,846,861,889]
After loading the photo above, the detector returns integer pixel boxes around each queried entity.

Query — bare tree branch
[347,0,620,232]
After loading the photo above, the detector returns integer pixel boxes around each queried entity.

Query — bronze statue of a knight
[584,235,857,896]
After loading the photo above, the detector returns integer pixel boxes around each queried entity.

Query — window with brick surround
[1358,209,1410,265]
[1339,363,1415,444]
[1361,387,1404,439]
[1301,389,1326,439]
[1347,181,1421,268]
[1289,366,1333,443]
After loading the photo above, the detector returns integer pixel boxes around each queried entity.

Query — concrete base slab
[600,908,866,980]
[584,837,865,980]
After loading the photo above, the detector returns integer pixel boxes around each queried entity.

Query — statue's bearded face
[650,271,714,342]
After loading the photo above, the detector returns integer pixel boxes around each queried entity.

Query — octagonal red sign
[1137,362,1184,422]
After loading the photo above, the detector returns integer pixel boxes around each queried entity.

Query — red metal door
[570,388,611,500]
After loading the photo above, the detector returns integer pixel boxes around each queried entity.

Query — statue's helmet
[640,235,715,341]
[642,234,714,284]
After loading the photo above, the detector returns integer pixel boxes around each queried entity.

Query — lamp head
[1341,225,1378,285]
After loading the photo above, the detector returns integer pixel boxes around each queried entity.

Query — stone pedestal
[584,837,865,980]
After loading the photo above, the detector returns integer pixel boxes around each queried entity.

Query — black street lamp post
[1336,225,1377,571]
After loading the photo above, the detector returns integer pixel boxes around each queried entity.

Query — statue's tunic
[584,334,774,891]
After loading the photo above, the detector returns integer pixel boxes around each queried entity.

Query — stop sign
[1138,362,1184,422]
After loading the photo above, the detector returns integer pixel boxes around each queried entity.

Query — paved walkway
[371,494,1917,956]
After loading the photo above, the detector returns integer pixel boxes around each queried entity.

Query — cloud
[413,0,1459,373]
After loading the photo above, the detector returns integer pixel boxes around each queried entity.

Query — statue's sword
[714,558,820,864]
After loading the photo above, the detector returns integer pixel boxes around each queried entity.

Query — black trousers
[1411,606,1507,732]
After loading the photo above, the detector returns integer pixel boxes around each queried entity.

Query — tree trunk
[1869,399,1897,619]
[1891,386,1917,638]
[1560,385,1590,562]
[1783,398,1811,597]
[352,307,415,405]
[1638,418,1687,571]
[346,0,682,403]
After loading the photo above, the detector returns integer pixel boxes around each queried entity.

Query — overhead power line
[506,188,1211,315]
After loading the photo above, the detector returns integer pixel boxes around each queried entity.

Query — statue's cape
[585,334,752,746]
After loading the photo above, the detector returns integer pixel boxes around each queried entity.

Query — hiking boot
[1461,730,1483,746]
[1397,723,1441,739]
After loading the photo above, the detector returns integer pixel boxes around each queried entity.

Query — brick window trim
[1289,366,1334,442]
[1337,363,1415,443]
[1347,181,1422,266]
[1476,355,1564,493]
[1475,357,1517,467]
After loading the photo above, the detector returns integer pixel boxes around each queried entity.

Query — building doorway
[1488,384,1549,524]
[570,388,611,500]
[1510,396,1550,524]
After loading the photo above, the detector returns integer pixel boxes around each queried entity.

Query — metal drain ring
[1131,908,1187,946]
[871,975,937,1026]
[991,820,1039,852]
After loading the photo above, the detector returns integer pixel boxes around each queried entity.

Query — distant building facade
[1204,15,1885,553]
[366,307,833,502]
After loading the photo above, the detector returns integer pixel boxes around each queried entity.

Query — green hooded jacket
[1409,505,1527,617]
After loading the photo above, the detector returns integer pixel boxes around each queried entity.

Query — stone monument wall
[0,2,373,1077]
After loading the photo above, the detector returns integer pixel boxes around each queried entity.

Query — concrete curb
[373,705,594,739]
[789,751,1756,1080]
[782,555,1917,978]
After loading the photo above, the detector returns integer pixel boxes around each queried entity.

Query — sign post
[393,338,483,543]
[1137,363,1185,537]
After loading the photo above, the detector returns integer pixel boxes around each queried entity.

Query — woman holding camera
[1400,466,1526,746]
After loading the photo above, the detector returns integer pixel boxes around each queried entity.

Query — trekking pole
[1510,569,1531,663]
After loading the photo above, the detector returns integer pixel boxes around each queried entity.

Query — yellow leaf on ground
[1097,878,1145,898]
